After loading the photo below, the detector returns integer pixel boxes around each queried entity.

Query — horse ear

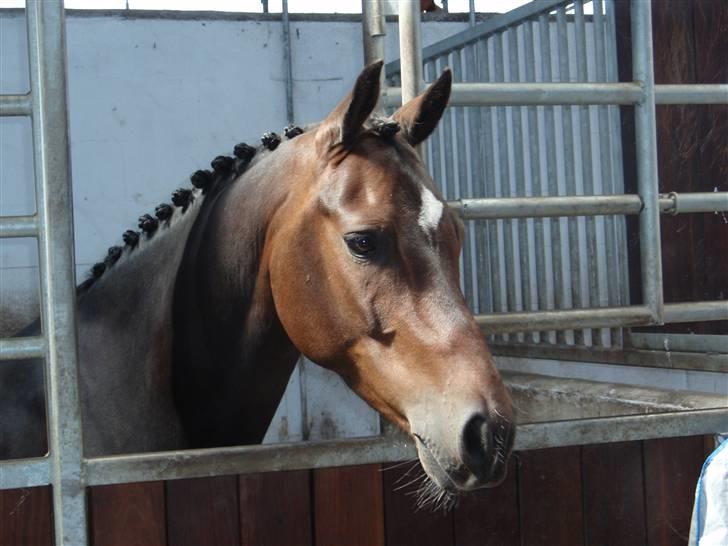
[392,68,452,146]
[316,60,383,152]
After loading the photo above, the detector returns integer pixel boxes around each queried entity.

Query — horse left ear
[392,68,452,146]
[316,60,383,152]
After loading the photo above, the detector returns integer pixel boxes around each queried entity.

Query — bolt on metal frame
[1,2,726,545]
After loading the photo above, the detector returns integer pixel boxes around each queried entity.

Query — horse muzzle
[413,410,515,493]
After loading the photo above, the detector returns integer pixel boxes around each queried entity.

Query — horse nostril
[460,414,492,477]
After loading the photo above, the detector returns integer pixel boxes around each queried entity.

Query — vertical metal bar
[494,31,516,342]
[362,0,386,66]
[451,50,474,306]
[539,11,568,345]
[281,0,294,124]
[631,0,663,322]
[26,1,88,544]
[557,5,584,345]
[574,0,602,346]
[524,18,549,343]
[606,0,629,339]
[399,0,423,104]
[508,25,533,342]
[469,0,476,27]
[593,0,620,346]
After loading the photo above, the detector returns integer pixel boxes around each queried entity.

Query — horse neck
[171,147,302,447]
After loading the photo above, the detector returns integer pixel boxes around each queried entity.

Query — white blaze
[418,186,444,233]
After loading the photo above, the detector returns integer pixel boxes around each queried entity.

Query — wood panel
[453,458,520,546]
[0,486,52,546]
[517,446,584,546]
[239,470,312,546]
[89,482,165,546]
[166,475,240,546]
[582,442,646,546]
[314,464,384,546]
[382,461,453,546]
[643,436,706,546]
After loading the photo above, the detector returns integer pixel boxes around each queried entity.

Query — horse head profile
[1,61,513,508]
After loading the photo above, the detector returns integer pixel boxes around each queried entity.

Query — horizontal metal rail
[448,192,728,219]
[0,336,46,361]
[381,83,728,107]
[0,93,32,116]
[0,457,50,490]
[5,407,725,489]
[476,301,728,334]
[0,215,39,238]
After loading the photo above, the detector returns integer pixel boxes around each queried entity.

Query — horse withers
[0,61,514,507]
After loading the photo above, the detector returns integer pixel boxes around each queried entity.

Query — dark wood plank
[644,436,706,546]
[517,446,584,546]
[239,470,312,546]
[166,475,240,546]
[582,442,646,546]
[314,464,384,546]
[453,457,520,546]
[382,461,453,546]
[0,486,53,546]
[89,482,165,546]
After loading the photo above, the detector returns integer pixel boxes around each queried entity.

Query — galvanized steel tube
[0,457,50,490]
[26,1,88,544]
[0,93,32,116]
[0,336,46,361]
[0,215,39,238]
[632,0,663,322]
[398,0,423,104]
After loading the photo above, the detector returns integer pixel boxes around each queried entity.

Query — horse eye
[345,232,377,258]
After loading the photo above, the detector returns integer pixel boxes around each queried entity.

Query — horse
[0,61,514,505]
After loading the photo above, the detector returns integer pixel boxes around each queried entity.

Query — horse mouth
[411,433,510,510]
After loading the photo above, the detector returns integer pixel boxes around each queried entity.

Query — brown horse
[0,61,513,506]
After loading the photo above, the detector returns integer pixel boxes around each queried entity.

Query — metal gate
[1,1,727,545]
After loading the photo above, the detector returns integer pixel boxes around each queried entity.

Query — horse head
[267,62,515,501]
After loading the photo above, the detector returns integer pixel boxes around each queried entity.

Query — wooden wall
[0,436,713,546]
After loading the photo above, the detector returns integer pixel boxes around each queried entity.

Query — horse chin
[413,435,509,511]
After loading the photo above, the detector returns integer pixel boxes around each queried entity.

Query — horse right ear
[316,60,383,153]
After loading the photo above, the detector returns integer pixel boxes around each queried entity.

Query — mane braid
[76,126,305,296]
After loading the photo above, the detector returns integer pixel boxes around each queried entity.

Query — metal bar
[398,0,423,104]
[281,0,294,124]
[491,342,728,372]
[0,458,51,490]
[628,333,728,354]
[594,0,620,346]
[539,12,568,345]
[81,407,728,486]
[523,18,547,343]
[86,436,415,486]
[475,301,728,334]
[0,336,46,361]
[575,0,601,347]
[0,93,32,116]
[514,408,728,451]
[385,0,567,75]
[476,304,653,334]
[382,82,644,106]
[362,0,386,72]
[381,83,728,107]
[632,0,663,323]
[556,5,584,345]
[661,192,728,214]
[448,192,728,219]
[507,26,533,343]
[26,1,88,544]
[0,215,39,238]
[663,301,728,324]
[656,84,728,104]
